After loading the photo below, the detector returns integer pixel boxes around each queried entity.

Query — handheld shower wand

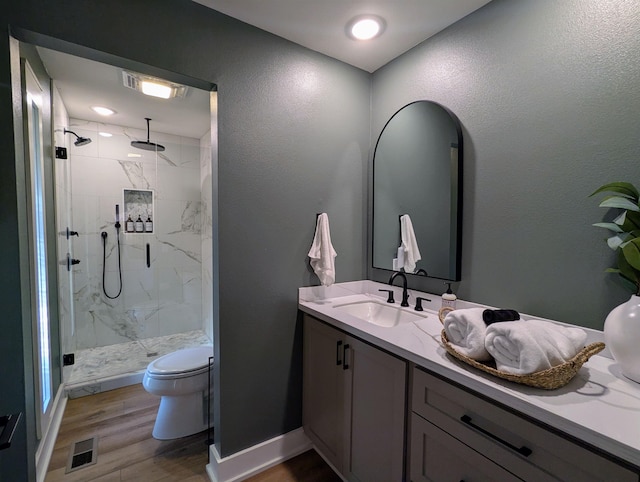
[102,204,123,299]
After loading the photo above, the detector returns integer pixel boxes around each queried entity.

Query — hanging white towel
[400,214,422,273]
[308,213,337,286]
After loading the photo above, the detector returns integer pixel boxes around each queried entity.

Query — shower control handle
[66,254,81,271]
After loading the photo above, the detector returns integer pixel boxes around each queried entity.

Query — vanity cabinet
[410,367,638,482]
[302,314,406,482]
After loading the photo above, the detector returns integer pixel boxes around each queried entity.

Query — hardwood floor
[45,384,210,481]
[45,384,339,481]
[244,450,341,482]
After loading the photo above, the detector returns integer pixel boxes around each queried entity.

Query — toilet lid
[146,346,213,376]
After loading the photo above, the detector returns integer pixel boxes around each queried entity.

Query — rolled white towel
[485,319,587,375]
[443,308,492,361]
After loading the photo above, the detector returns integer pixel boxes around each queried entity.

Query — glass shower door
[51,82,76,385]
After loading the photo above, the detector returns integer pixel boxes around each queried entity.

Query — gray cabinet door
[344,336,406,482]
[303,316,346,473]
[303,315,407,481]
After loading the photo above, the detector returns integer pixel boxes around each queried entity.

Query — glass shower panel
[51,85,76,384]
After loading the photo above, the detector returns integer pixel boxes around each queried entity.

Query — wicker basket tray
[437,308,605,390]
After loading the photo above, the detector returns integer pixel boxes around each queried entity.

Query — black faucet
[388,271,409,307]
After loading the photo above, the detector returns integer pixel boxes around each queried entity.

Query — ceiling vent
[121,71,188,99]
[122,71,139,91]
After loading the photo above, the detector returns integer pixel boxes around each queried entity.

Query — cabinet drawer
[412,367,638,482]
[410,413,521,482]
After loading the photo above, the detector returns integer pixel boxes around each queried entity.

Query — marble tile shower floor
[65,330,212,388]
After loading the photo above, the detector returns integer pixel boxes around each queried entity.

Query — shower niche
[123,188,154,233]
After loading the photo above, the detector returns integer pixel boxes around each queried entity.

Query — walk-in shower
[58,121,213,396]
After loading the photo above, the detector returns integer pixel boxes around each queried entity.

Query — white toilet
[142,345,213,440]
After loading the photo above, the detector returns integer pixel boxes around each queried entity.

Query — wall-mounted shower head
[64,128,92,147]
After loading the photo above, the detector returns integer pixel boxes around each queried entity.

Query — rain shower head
[131,118,165,152]
[64,128,92,147]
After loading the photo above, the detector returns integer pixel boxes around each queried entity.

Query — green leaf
[608,233,630,249]
[617,250,640,284]
[613,211,626,225]
[623,211,640,231]
[599,196,640,211]
[590,182,639,200]
[593,222,623,233]
[622,238,640,271]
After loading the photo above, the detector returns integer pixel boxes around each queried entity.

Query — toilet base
[152,391,209,440]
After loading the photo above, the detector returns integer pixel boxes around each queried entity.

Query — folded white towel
[485,320,587,375]
[400,214,421,273]
[443,308,492,361]
[308,213,337,286]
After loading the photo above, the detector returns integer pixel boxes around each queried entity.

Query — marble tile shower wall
[68,118,204,350]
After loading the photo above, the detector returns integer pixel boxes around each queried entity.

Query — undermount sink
[333,299,427,327]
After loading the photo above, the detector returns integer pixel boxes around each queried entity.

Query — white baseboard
[35,385,67,482]
[206,427,312,482]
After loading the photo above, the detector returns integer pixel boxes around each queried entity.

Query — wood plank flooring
[45,384,339,481]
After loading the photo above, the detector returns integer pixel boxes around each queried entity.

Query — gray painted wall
[3,0,369,467]
[370,0,640,329]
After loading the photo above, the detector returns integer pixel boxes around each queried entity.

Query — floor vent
[66,436,98,473]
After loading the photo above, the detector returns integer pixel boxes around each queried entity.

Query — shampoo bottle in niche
[442,282,457,309]
[145,213,153,233]
[135,215,144,233]
[125,215,134,233]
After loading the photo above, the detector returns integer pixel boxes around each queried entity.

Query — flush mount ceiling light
[99,132,113,138]
[122,71,188,99]
[347,15,385,40]
[91,106,115,116]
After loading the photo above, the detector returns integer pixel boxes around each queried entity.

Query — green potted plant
[591,181,640,383]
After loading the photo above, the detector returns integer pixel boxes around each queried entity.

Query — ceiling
[37,47,212,139]
[37,1,491,137]
[194,0,492,72]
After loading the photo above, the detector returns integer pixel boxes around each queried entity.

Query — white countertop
[298,281,640,469]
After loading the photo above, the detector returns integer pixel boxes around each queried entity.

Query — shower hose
[101,224,123,299]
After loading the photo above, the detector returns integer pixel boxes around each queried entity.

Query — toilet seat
[146,346,213,379]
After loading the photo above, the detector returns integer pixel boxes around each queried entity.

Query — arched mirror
[372,100,462,280]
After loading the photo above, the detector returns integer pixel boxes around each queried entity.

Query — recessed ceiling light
[127,153,142,158]
[91,106,115,116]
[99,132,113,138]
[347,15,385,40]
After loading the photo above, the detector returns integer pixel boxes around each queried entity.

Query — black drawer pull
[336,340,343,366]
[460,414,532,457]
[343,344,350,370]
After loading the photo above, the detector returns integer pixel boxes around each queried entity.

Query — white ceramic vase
[604,295,640,383]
